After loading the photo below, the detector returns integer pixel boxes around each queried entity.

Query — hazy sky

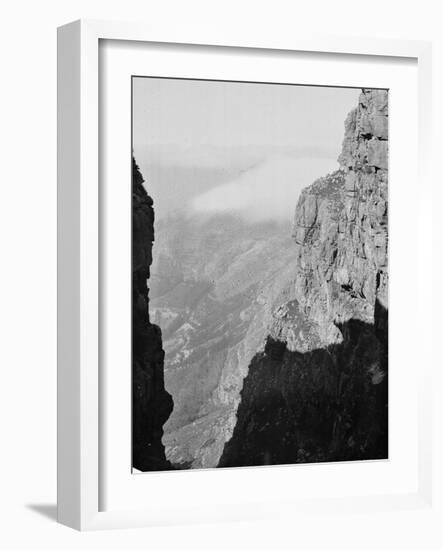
[134,77,359,151]
[132,77,360,222]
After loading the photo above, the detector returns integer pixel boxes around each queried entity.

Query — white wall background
[0,0,442,547]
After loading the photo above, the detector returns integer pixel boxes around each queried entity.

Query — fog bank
[191,156,338,223]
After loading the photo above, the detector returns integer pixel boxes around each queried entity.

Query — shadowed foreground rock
[132,158,174,471]
[219,304,388,467]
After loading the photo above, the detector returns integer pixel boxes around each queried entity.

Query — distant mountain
[150,213,299,468]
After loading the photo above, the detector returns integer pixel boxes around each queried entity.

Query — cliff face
[292,89,388,345]
[219,89,388,467]
[132,158,173,471]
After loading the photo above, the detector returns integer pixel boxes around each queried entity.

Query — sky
[132,77,360,222]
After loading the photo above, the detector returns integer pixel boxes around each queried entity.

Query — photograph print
[132,77,388,472]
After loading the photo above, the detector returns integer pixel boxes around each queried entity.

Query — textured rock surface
[292,90,388,346]
[132,158,174,471]
[219,89,389,467]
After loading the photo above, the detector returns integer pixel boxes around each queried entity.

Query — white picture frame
[57,19,433,531]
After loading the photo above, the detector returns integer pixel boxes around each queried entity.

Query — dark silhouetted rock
[132,158,174,471]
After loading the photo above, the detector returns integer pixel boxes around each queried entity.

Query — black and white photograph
[132,77,389,472]
[2,0,440,541]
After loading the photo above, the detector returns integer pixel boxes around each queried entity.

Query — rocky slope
[132,158,173,471]
[151,214,299,468]
[219,89,389,467]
